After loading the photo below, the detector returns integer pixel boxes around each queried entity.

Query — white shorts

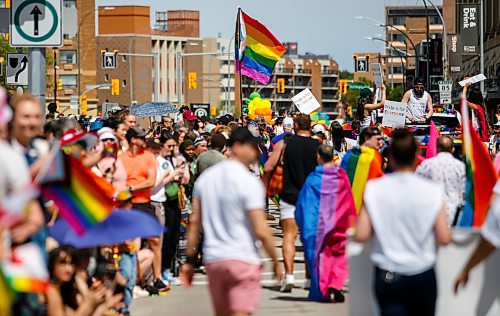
[280,200,296,221]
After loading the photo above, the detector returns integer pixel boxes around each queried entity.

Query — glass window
[60,75,77,89]
[389,16,406,26]
[64,0,76,8]
[429,16,440,25]
[104,74,109,82]
[59,50,76,64]
[390,33,406,42]
[122,80,127,87]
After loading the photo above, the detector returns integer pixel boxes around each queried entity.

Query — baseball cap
[360,88,373,98]
[60,130,98,150]
[89,120,103,131]
[228,126,261,146]
[182,110,197,121]
[97,127,117,141]
[312,124,326,134]
[126,126,147,139]
[283,117,294,129]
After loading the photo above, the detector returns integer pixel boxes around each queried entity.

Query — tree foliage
[0,34,17,93]
[339,70,353,80]
[386,85,404,101]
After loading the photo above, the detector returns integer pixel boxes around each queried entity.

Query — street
[130,205,349,316]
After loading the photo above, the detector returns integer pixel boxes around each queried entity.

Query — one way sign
[6,53,29,86]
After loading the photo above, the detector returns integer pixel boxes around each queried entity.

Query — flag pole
[235,7,243,118]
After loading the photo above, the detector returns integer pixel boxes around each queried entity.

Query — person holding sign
[401,77,433,123]
[358,85,386,128]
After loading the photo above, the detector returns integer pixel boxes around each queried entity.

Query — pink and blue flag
[295,166,356,301]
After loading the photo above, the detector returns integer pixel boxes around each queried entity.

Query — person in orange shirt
[119,126,168,292]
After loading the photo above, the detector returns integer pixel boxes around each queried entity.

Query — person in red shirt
[119,126,168,292]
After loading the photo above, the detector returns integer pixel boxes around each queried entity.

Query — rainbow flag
[459,96,497,227]
[235,9,286,85]
[39,149,116,235]
[340,147,384,213]
[0,267,15,316]
[295,166,356,301]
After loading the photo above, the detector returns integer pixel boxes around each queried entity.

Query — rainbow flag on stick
[38,147,116,235]
[459,96,497,227]
[340,147,384,214]
[235,9,286,85]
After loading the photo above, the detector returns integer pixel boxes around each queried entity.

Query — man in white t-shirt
[455,180,500,294]
[401,77,433,123]
[182,126,281,315]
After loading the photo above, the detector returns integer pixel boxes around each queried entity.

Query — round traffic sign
[14,0,58,42]
[194,108,208,117]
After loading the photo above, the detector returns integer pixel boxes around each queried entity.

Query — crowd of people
[1,76,500,316]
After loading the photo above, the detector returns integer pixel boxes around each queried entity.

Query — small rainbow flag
[459,96,497,227]
[340,147,384,213]
[38,149,116,235]
[235,9,286,85]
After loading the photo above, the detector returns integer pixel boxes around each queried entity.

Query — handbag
[267,140,287,196]
[165,182,180,201]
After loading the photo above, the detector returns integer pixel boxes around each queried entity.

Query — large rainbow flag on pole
[37,147,116,234]
[235,8,286,85]
[295,166,356,301]
[459,95,497,227]
[340,147,384,213]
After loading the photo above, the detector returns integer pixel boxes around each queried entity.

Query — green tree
[387,85,404,101]
[339,70,353,80]
[0,34,17,93]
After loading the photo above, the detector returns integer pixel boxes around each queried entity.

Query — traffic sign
[438,80,453,104]
[102,52,117,69]
[355,58,369,72]
[6,53,29,85]
[70,95,78,109]
[10,0,62,47]
[190,103,210,117]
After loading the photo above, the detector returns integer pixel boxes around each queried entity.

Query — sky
[97,0,443,71]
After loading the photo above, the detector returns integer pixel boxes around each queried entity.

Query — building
[384,5,444,94]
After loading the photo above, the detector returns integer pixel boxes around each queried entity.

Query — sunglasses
[102,138,115,142]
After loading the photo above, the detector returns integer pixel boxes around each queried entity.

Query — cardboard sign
[381,101,406,128]
[291,88,321,114]
[371,63,383,88]
[459,74,487,87]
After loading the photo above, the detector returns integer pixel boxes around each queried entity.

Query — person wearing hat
[183,126,281,315]
[118,127,168,292]
[194,136,208,158]
[402,77,433,123]
[358,84,386,128]
[269,117,294,152]
[92,127,127,191]
[182,110,197,131]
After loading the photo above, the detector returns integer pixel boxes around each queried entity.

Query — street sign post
[438,80,453,104]
[70,95,78,109]
[10,0,62,47]
[102,52,117,69]
[6,53,29,85]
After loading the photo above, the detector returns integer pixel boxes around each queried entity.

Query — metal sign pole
[28,47,46,118]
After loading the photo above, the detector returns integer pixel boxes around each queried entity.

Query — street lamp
[366,37,407,87]
[422,0,448,80]
[77,6,115,101]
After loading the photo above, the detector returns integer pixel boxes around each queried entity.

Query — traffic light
[339,79,348,95]
[277,78,285,94]
[111,79,120,96]
[80,95,88,116]
[347,105,353,117]
[188,72,197,89]
[57,78,62,90]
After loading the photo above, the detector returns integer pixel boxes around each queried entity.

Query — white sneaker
[169,277,182,286]
[280,274,295,293]
[303,279,311,289]
[133,286,150,298]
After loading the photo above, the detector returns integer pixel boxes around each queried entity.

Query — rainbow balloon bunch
[243,92,273,123]
[310,111,331,126]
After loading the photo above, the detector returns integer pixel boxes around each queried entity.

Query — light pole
[423,0,448,80]
[366,37,407,86]
[227,36,234,114]
[77,6,115,100]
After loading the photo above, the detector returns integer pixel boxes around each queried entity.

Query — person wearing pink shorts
[182,127,282,316]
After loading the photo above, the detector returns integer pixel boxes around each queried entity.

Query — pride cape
[38,147,116,234]
[340,147,384,213]
[235,9,286,85]
[459,96,497,227]
[295,166,356,301]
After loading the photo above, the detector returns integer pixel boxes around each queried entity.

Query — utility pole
[53,48,57,104]
[28,48,46,117]
[479,0,485,95]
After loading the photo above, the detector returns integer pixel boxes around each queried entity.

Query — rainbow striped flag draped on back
[235,9,286,85]
[340,147,384,213]
[459,96,497,227]
[37,146,116,235]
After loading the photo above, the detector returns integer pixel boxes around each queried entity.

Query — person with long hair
[329,121,351,161]
[358,85,386,128]
[463,82,491,142]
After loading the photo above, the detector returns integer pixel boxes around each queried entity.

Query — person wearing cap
[269,117,294,152]
[92,127,127,191]
[118,127,168,292]
[194,136,208,158]
[183,126,282,315]
[358,84,386,128]
[182,110,197,131]
[402,77,433,123]
[264,114,320,293]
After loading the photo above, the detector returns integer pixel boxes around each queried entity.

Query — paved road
[130,204,349,315]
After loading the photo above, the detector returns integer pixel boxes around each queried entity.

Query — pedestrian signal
[277,78,285,94]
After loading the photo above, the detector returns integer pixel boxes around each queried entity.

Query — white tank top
[407,90,429,120]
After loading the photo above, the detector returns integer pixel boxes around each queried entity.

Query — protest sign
[371,63,383,88]
[459,74,487,87]
[291,88,321,114]
[381,101,406,128]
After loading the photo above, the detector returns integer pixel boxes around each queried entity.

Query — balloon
[245,99,250,104]
[249,92,260,100]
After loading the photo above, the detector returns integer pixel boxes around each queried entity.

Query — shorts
[206,260,262,313]
[150,201,166,226]
[280,200,296,221]
[132,202,156,219]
